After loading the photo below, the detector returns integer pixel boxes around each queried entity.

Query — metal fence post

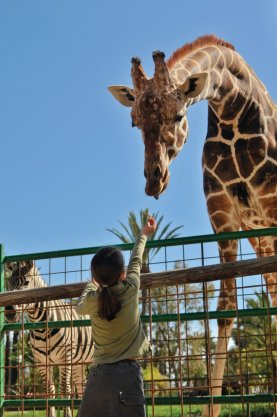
[0,244,5,416]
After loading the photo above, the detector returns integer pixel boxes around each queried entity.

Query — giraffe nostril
[144,169,147,178]
[154,167,161,178]
[168,149,176,159]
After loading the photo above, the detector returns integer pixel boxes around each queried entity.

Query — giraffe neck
[169,45,276,125]
[169,43,277,232]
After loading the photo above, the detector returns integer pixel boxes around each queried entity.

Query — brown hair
[91,247,124,321]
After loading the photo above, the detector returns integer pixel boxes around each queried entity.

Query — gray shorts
[78,360,146,417]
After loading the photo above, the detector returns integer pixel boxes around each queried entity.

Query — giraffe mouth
[146,173,169,199]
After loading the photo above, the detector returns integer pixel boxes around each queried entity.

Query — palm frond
[106,228,130,244]
[119,221,135,242]
[140,209,150,227]
[128,211,141,239]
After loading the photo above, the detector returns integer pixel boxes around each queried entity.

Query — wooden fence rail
[0,255,276,306]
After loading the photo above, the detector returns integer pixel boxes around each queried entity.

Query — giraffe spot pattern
[234,136,266,178]
[220,123,234,140]
[206,106,219,138]
[250,160,277,191]
[227,182,250,207]
[214,158,239,182]
[203,171,224,195]
[238,100,265,134]
[203,141,239,182]
[221,91,247,120]
[203,141,232,169]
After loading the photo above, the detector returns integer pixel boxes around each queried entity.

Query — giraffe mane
[167,34,235,70]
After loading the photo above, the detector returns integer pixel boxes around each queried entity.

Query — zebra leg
[37,364,56,417]
[59,364,73,417]
[72,363,87,399]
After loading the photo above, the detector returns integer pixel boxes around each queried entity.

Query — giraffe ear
[179,73,207,99]
[107,85,135,107]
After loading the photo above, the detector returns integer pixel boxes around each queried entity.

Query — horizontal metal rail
[3,227,277,262]
[3,393,277,408]
[3,306,277,332]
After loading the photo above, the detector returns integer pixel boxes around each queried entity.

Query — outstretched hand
[141,216,157,236]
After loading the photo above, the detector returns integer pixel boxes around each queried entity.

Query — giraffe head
[108,51,207,198]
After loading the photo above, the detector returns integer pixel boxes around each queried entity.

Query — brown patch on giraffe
[221,91,247,120]
[221,241,233,251]
[227,53,246,78]
[235,136,266,178]
[167,35,235,70]
[214,158,239,182]
[218,318,234,327]
[203,172,224,195]
[206,106,219,138]
[220,123,234,140]
[250,160,277,191]
[217,55,225,71]
[206,194,232,214]
[218,276,237,312]
[227,182,250,207]
[223,48,236,68]
[218,293,235,305]
[268,144,277,161]
[217,71,234,100]
[210,212,234,228]
[238,100,265,134]
[203,141,232,170]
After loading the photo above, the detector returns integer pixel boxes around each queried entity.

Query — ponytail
[97,287,121,321]
[91,247,124,321]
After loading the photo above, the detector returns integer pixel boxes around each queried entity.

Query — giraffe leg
[202,240,238,417]
[263,271,277,417]
[247,232,277,415]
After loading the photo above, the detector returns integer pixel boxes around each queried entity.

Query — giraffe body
[108,35,277,417]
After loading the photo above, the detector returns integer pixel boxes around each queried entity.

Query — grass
[3,410,79,417]
[3,404,275,417]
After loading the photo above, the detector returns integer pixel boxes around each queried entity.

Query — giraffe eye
[174,114,183,123]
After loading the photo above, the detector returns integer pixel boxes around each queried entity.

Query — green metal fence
[1,227,277,417]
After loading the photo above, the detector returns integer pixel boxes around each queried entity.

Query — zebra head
[5,260,35,323]
[6,260,35,291]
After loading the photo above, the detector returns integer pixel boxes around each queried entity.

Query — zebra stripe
[5,260,94,417]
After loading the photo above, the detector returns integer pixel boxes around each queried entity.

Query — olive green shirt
[75,233,150,367]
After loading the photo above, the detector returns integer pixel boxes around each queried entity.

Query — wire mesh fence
[0,228,277,417]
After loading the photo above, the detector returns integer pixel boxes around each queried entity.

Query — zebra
[5,260,94,417]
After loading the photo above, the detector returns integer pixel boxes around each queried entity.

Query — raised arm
[126,217,157,288]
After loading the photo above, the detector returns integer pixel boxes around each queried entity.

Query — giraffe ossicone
[108,34,277,417]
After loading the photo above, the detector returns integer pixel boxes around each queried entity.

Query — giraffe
[108,35,277,416]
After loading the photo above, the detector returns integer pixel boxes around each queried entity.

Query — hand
[141,216,157,236]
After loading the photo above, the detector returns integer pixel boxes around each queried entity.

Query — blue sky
[0,0,276,256]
